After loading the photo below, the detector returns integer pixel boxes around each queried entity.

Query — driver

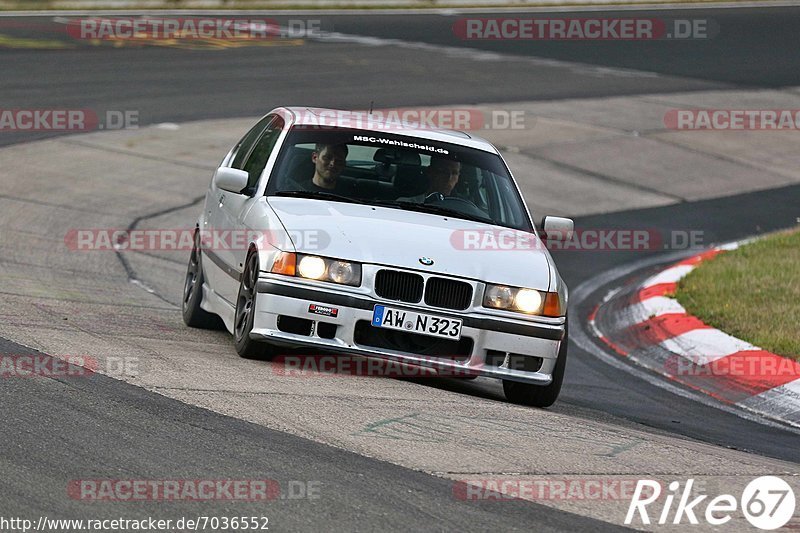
[297,143,349,192]
[398,157,460,202]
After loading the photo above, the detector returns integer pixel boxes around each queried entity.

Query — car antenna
[368,101,374,115]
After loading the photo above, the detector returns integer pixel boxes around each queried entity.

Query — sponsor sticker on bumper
[308,304,338,317]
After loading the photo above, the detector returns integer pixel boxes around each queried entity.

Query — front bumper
[253,276,565,385]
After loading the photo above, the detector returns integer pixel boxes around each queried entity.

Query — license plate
[371,305,462,340]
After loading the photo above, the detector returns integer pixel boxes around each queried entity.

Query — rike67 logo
[626,476,796,530]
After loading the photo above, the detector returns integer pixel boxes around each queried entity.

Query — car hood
[267,197,552,289]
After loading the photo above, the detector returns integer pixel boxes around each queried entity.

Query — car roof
[277,107,500,154]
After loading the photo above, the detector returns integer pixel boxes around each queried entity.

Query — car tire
[502,319,568,408]
[234,251,276,360]
[182,231,222,329]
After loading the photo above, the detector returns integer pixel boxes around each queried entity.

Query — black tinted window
[242,116,285,189]
[231,115,274,170]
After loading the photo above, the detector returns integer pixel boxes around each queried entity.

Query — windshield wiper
[376,200,494,225]
[273,192,493,224]
[272,190,366,204]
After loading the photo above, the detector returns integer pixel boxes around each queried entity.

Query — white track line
[627,295,687,324]
[642,264,695,287]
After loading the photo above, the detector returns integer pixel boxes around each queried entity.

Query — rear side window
[242,116,285,189]
[230,115,275,170]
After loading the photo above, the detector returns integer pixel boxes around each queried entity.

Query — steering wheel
[423,192,445,204]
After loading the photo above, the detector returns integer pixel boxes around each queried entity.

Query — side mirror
[542,216,574,241]
[214,167,249,194]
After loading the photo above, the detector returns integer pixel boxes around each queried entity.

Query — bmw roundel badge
[419,257,434,266]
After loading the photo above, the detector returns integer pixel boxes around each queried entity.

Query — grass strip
[676,228,800,361]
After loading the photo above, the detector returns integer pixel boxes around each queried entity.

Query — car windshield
[264,127,533,232]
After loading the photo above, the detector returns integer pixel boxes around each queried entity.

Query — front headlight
[328,260,359,285]
[514,289,543,313]
[292,254,361,286]
[484,285,515,309]
[297,255,326,280]
[483,284,563,317]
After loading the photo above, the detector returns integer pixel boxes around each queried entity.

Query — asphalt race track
[1,6,799,531]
